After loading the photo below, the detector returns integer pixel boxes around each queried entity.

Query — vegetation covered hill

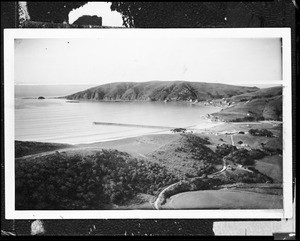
[15,130,280,210]
[64,82,282,122]
[64,81,259,102]
[229,86,282,102]
[15,141,72,158]
[15,149,178,210]
[211,86,282,121]
[148,134,222,178]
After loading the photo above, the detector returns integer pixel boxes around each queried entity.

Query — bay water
[15,97,220,145]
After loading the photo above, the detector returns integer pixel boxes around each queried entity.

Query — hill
[228,86,282,102]
[15,130,280,210]
[148,134,223,178]
[64,81,259,102]
[211,86,282,122]
[15,141,72,158]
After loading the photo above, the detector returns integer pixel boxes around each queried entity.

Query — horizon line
[14,80,282,88]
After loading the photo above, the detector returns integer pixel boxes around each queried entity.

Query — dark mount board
[1,1,297,237]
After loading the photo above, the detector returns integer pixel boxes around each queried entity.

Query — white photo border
[4,28,292,219]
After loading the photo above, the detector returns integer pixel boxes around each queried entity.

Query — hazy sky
[15,37,282,86]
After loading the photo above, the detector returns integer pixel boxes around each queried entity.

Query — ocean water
[15,98,220,144]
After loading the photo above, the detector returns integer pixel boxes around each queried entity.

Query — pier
[92,122,178,130]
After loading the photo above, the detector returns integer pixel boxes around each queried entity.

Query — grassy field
[197,122,282,152]
[79,133,182,156]
[163,189,283,209]
[196,133,232,151]
[255,155,283,183]
[232,134,271,149]
[146,134,223,178]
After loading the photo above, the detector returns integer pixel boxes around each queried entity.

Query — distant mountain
[211,86,282,121]
[64,81,259,102]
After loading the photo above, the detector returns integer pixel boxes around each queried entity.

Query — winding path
[230,134,235,146]
[153,134,236,210]
[153,157,228,210]
[153,182,180,210]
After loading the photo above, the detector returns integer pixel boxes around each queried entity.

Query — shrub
[248,149,267,160]
[226,148,255,166]
[215,144,237,157]
[249,129,273,137]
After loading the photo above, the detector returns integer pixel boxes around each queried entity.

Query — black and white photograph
[4,28,292,220]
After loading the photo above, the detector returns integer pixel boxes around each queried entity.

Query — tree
[110,2,227,28]
[73,15,102,26]
[27,2,87,23]
[249,129,273,137]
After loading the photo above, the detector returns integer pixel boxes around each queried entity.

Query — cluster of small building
[202,98,235,107]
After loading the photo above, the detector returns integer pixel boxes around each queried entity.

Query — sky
[14,37,282,87]
[68,2,123,26]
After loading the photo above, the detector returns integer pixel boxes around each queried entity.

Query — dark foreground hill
[64,81,259,102]
[15,132,277,210]
[15,141,72,158]
[211,86,282,122]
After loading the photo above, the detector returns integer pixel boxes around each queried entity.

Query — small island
[38,96,45,99]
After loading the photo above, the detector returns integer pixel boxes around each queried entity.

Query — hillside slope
[229,86,282,102]
[64,81,259,101]
[211,86,282,122]
[15,141,72,158]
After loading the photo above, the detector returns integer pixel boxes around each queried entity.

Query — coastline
[82,119,225,145]
[15,96,224,145]
[15,118,225,147]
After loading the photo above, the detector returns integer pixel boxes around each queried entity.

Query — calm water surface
[15,98,219,144]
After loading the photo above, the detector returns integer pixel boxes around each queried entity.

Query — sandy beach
[73,120,225,156]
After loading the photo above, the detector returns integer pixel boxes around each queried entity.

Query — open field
[255,155,282,182]
[231,134,271,149]
[79,133,182,156]
[162,189,283,209]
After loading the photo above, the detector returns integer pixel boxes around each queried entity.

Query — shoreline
[16,120,226,146]
[17,96,225,107]
[15,119,278,148]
